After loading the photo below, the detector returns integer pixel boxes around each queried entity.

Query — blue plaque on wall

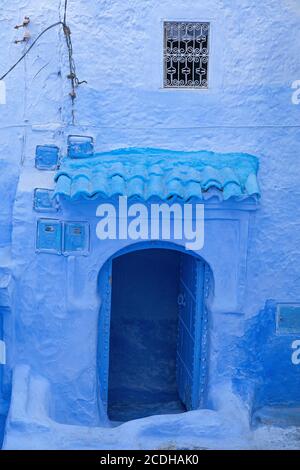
[63,222,89,254]
[36,219,62,254]
[67,135,94,159]
[35,145,59,170]
[34,189,58,212]
[276,303,300,334]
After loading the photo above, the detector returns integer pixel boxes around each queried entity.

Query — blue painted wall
[1,0,299,312]
[235,301,300,421]
[0,0,299,449]
[0,312,4,446]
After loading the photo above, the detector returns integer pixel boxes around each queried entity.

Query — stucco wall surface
[0,0,299,449]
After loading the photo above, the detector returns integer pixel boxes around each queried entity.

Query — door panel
[98,259,112,416]
[177,255,205,410]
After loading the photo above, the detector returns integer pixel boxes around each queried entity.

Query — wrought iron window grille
[163,21,210,89]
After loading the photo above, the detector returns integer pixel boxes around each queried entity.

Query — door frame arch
[97,240,213,423]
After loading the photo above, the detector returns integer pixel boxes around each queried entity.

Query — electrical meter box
[35,145,59,170]
[63,222,89,255]
[276,304,300,335]
[67,135,94,159]
[34,189,58,212]
[36,219,62,254]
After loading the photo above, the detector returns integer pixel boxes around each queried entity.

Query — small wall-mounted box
[63,222,90,255]
[34,189,58,212]
[36,220,89,256]
[0,340,6,365]
[35,145,59,170]
[67,135,94,159]
[36,219,62,254]
[0,272,12,309]
[276,303,300,335]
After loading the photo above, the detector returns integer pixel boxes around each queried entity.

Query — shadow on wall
[0,415,5,448]
[0,161,19,248]
[234,300,300,427]
[0,268,13,449]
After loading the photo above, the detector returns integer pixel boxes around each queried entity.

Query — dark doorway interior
[108,249,186,422]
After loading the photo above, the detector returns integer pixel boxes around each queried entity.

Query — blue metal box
[35,145,59,170]
[36,219,62,254]
[67,135,94,159]
[63,222,89,254]
[276,303,300,335]
[34,189,58,212]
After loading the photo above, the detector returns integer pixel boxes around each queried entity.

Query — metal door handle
[177,293,186,306]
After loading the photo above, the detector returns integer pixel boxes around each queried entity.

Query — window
[163,21,210,89]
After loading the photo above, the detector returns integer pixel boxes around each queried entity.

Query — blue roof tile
[54,147,260,202]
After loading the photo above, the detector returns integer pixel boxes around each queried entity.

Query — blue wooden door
[98,260,112,417]
[176,255,205,410]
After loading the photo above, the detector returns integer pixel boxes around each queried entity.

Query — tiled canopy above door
[53,147,260,202]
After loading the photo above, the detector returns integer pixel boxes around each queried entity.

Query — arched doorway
[98,244,211,423]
